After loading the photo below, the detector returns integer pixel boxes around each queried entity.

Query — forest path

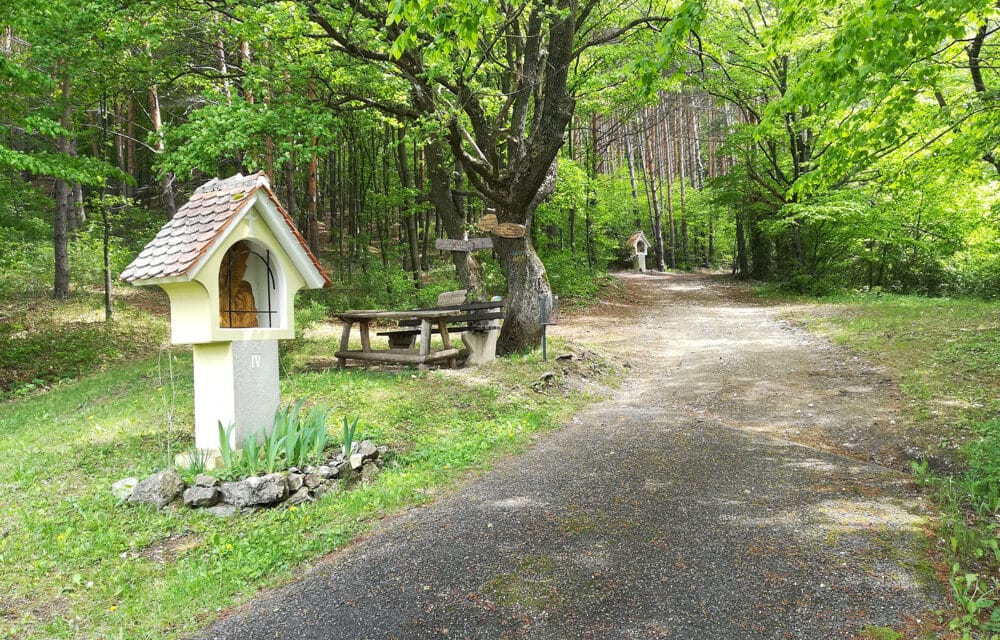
[198,271,943,640]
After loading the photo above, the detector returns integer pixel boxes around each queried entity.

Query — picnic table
[334,308,461,369]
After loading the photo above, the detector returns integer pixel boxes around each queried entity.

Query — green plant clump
[216,400,333,479]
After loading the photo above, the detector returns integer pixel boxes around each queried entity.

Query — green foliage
[341,416,360,456]
[858,626,903,640]
[0,299,168,399]
[960,420,1000,516]
[217,401,333,478]
[948,564,1000,639]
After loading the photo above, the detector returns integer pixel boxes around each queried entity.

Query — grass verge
[0,336,616,640]
[771,291,1000,638]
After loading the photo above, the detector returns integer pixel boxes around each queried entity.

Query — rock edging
[118,440,386,515]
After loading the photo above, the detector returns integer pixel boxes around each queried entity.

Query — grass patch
[857,626,904,640]
[0,287,169,399]
[0,334,615,639]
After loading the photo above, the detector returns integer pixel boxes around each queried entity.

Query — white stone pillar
[192,339,280,451]
[636,253,647,272]
[462,330,499,365]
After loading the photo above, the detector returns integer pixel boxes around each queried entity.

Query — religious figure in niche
[219,240,258,328]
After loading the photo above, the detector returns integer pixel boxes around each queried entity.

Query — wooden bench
[376,300,505,348]
[376,290,504,364]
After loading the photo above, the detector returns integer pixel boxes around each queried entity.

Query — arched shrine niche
[218,239,284,330]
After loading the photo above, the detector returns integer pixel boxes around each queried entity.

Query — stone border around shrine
[115,440,386,516]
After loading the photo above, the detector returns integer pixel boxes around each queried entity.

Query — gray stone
[311,481,339,500]
[361,461,381,482]
[317,465,335,479]
[333,460,351,477]
[207,504,238,518]
[555,353,574,361]
[462,328,499,365]
[128,469,185,508]
[183,485,220,508]
[230,340,280,449]
[220,473,287,508]
[303,473,323,489]
[194,474,219,488]
[286,472,305,492]
[287,486,313,506]
[111,477,138,501]
[357,440,378,461]
[349,453,365,470]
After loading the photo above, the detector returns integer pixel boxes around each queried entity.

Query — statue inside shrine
[219,241,259,328]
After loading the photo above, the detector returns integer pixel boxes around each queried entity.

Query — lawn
[0,293,617,639]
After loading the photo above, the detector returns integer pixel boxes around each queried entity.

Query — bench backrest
[436,289,467,306]
[398,298,504,328]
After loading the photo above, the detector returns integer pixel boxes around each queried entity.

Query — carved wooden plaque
[435,237,494,251]
[493,223,526,239]
[477,214,498,232]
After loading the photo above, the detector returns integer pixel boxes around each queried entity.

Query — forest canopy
[3,0,999,341]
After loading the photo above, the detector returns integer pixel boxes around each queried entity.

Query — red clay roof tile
[120,172,330,286]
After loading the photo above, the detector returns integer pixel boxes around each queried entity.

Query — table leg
[419,319,431,358]
[338,320,352,367]
[438,319,456,368]
[360,320,371,352]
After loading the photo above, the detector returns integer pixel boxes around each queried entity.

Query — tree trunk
[53,73,72,299]
[126,96,136,199]
[734,212,748,276]
[306,151,320,254]
[148,84,176,218]
[624,130,642,229]
[423,139,482,294]
[640,111,666,272]
[675,111,689,268]
[494,165,557,355]
[396,132,422,286]
[494,233,550,354]
[53,177,71,299]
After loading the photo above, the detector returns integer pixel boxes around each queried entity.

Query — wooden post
[419,319,432,357]
[338,321,352,368]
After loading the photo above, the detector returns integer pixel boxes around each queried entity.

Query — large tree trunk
[423,139,483,295]
[494,234,550,354]
[494,164,556,355]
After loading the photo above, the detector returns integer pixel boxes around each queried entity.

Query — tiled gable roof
[120,173,330,286]
[627,231,649,247]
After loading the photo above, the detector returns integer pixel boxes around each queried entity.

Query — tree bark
[53,72,73,299]
[148,84,176,218]
[396,131,422,286]
[494,163,557,355]
[423,139,482,295]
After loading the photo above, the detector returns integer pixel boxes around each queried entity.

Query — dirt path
[559,272,910,467]
[197,272,943,640]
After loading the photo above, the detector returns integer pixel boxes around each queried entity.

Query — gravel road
[195,272,943,640]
